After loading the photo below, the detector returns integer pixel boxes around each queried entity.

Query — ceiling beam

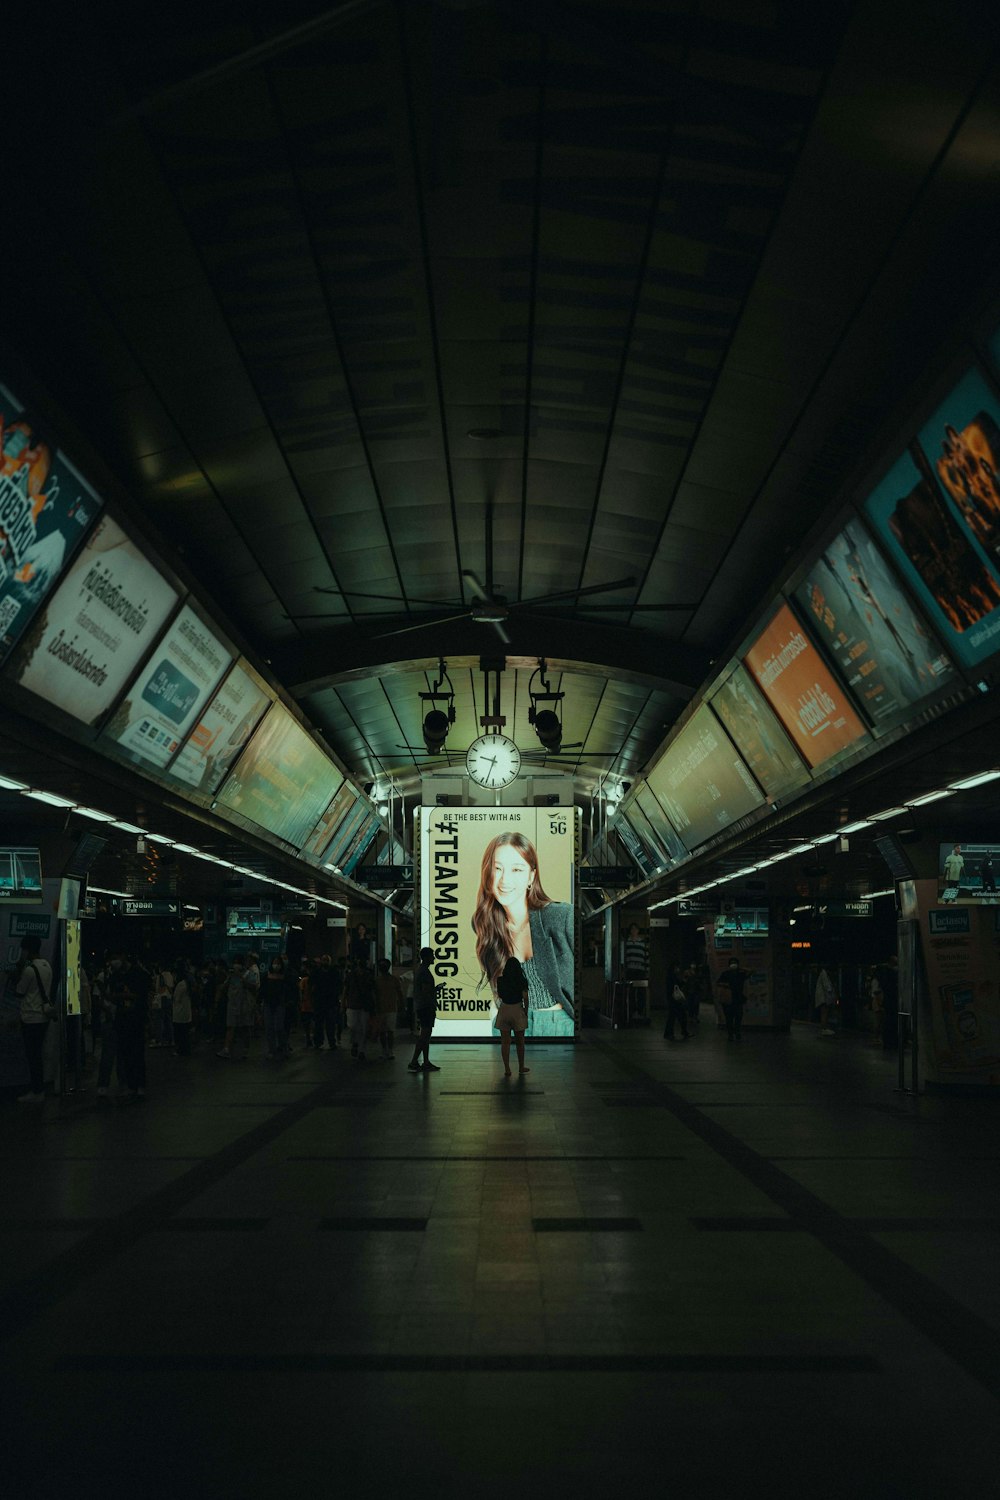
[277,613,712,698]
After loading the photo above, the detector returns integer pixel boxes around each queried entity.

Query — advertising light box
[612,812,658,880]
[633,781,688,863]
[794,517,954,724]
[744,603,868,770]
[217,704,343,849]
[169,659,272,794]
[342,815,380,877]
[0,848,43,902]
[102,605,232,769]
[710,664,808,802]
[322,788,367,867]
[9,514,180,725]
[646,703,764,850]
[864,371,1000,668]
[298,776,351,862]
[0,385,104,665]
[937,841,1000,905]
[419,805,576,1039]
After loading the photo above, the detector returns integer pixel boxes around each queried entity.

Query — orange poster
[744,603,867,769]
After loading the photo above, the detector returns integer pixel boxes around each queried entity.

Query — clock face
[465,734,522,789]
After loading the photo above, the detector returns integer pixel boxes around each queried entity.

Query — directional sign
[356,864,414,886]
[118,899,179,918]
[581,865,637,888]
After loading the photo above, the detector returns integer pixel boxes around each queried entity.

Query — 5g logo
[549,817,567,835]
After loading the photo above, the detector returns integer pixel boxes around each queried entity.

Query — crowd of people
[13,948,414,1104]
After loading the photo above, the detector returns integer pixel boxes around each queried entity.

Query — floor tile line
[586,1035,1000,1403]
[52,1352,882,1375]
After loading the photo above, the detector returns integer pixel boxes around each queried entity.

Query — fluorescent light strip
[23,789,77,808]
[111,820,146,834]
[949,769,1000,790]
[869,806,908,821]
[89,886,133,899]
[836,820,871,835]
[907,789,953,806]
[73,806,118,823]
[0,774,29,791]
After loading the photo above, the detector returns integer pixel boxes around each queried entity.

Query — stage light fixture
[420,658,456,753]
[528,658,564,752]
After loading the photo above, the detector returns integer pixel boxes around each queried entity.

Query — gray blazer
[528,902,576,1020]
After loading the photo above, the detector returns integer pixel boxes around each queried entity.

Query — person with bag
[663,965,690,1043]
[14,935,54,1103]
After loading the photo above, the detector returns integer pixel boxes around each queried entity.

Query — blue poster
[863,446,1000,669]
[0,385,103,664]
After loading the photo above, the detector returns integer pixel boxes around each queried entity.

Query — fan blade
[535,601,699,612]
[462,569,491,603]
[514,576,637,609]
[370,611,475,640]
[491,619,512,646]
[314,586,459,608]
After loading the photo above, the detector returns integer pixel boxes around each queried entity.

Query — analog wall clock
[465,734,521,789]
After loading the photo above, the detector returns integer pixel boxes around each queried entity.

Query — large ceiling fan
[286,502,699,643]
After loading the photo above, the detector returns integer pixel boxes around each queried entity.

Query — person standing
[311,955,337,1051]
[980,852,996,895]
[943,844,965,891]
[408,948,439,1073]
[663,965,689,1042]
[172,963,193,1056]
[716,957,748,1041]
[374,959,403,1060]
[494,955,529,1077]
[814,963,838,1037]
[261,958,287,1060]
[216,956,252,1059]
[345,958,375,1061]
[14,935,54,1104]
[111,954,150,1100]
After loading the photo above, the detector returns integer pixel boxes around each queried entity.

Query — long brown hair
[472,832,552,991]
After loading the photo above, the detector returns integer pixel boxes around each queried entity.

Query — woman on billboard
[472,832,575,1037]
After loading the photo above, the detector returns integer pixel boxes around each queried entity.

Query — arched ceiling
[6,0,1000,800]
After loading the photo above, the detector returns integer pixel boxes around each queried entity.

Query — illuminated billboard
[169,659,272,794]
[323,788,367,867]
[102,605,232,769]
[299,777,352,862]
[0,848,43,902]
[864,371,1000,668]
[9,515,179,724]
[646,703,764,850]
[937,841,1000,905]
[613,812,659,880]
[0,385,104,664]
[419,805,576,1039]
[632,782,688,863]
[794,518,954,724]
[217,704,343,849]
[710,664,808,801]
[744,603,868,770]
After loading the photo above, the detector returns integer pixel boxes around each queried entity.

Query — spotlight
[528,658,564,752]
[420,658,456,754]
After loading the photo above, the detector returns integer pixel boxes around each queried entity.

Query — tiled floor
[2,1018,1000,1498]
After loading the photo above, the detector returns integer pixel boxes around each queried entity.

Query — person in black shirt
[408,948,439,1073]
[111,954,151,1100]
[716,958,748,1041]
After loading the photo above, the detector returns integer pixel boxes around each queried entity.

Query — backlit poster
[744,604,867,770]
[419,805,576,1039]
[217,704,342,849]
[102,606,232,769]
[646,703,764,850]
[169,660,272,794]
[8,515,179,725]
[794,518,954,724]
[612,812,658,879]
[864,445,1000,670]
[0,385,104,664]
[710,664,808,801]
[920,370,1000,565]
[342,815,380,877]
[323,790,366,867]
[633,782,688,863]
[299,776,351,862]
[936,841,1000,905]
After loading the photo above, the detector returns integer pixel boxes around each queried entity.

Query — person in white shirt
[814,965,838,1036]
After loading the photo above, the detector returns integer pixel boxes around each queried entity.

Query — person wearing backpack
[14,935,55,1103]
